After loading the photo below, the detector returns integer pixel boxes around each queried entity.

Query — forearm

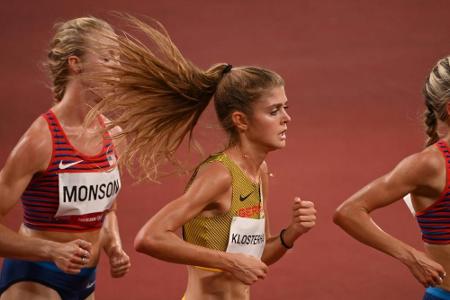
[102,211,122,253]
[334,207,414,262]
[261,226,301,265]
[135,230,236,271]
[0,222,57,261]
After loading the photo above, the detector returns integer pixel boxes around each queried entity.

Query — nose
[282,109,291,123]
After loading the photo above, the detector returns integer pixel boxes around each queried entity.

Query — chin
[266,142,286,152]
[277,143,287,150]
[277,140,288,149]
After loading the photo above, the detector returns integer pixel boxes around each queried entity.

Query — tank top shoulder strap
[436,140,450,158]
[185,153,227,189]
[202,153,246,182]
[41,110,75,170]
[97,115,117,159]
[417,140,450,213]
[435,139,450,191]
[187,152,257,191]
[97,115,114,140]
[206,152,230,169]
[42,109,76,146]
[42,110,65,139]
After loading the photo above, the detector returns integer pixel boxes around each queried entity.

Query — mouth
[279,129,287,140]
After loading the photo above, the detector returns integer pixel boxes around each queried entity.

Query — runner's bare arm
[102,203,130,278]
[100,121,131,277]
[134,162,268,285]
[333,150,446,287]
[102,203,121,250]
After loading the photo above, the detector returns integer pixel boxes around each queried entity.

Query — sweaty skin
[334,144,448,289]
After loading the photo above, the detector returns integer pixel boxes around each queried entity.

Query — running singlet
[20,110,121,231]
[183,153,265,258]
[416,140,450,244]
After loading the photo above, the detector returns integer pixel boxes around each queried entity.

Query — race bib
[56,168,121,217]
[226,216,265,258]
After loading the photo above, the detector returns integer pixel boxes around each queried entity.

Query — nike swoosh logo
[59,160,83,170]
[86,281,96,289]
[239,191,253,201]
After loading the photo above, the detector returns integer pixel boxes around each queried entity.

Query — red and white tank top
[20,110,121,231]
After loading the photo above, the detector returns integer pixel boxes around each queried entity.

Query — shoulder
[19,116,52,158]
[387,145,444,185]
[180,159,233,206]
[5,116,52,173]
[196,160,232,189]
[398,146,442,174]
[185,159,232,198]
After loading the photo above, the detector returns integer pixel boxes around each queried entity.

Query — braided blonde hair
[423,56,450,146]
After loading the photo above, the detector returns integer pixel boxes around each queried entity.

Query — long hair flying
[87,15,284,181]
[87,15,231,181]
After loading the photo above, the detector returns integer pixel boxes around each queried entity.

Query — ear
[67,55,82,74]
[231,111,249,131]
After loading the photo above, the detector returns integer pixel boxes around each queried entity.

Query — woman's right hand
[227,253,268,285]
[402,248,446,287]
[51,239,92,274]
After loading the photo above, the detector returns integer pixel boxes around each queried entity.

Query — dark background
[1,1,450,299]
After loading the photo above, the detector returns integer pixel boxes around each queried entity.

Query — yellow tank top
[182,152,264,251]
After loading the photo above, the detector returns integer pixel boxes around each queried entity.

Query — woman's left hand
[291,197,316,235]
[107,245,131,278]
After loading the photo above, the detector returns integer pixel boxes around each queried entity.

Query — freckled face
[245,86,291,151]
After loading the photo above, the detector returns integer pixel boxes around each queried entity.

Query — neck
[226,141,267,181]
[53,80,99,128]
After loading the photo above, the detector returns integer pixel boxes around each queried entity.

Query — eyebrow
[267,101,288,109]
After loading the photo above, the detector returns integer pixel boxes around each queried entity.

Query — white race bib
[226,216,266,258]
[56,168,121,217]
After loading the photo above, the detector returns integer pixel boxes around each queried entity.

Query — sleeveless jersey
[416,140,450,244]
[20,110,121,231]
[182,153,264,251]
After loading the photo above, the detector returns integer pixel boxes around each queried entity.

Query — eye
[270,108,279,116]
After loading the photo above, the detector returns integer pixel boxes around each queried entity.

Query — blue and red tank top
[416,140,450,244]
[20,110,121,232]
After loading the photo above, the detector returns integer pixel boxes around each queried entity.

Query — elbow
[134,230,161,256]
[333,200,369,228]
[133,234,147,253]
[333,203,353,227]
